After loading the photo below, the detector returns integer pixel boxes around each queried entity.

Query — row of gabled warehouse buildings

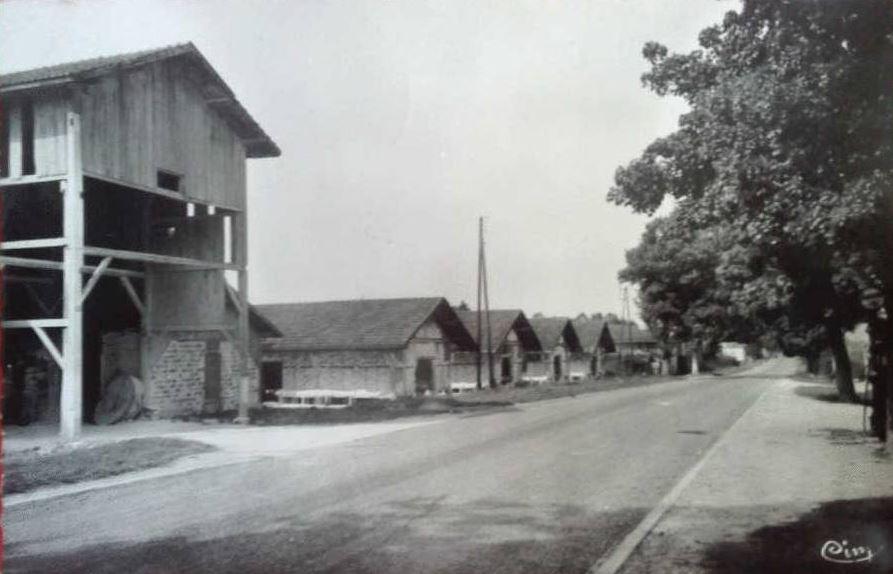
[254,297,658,402]
[0,44,656,438]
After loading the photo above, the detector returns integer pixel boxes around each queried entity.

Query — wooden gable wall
[2,58,248,211]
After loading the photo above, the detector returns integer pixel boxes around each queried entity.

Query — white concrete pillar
[61,112,84,441]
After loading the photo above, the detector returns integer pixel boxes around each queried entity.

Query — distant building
[572,316,616,376]
[450,309,542,386]
[608,322,658,354]
[526,317,584,383]
[719,342,747,364]
[256,298,476,399]
[0,44,280,438]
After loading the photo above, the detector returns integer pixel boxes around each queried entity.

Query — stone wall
[523,345,569,383]
[221,340,259,411]
[268,349,404,396]
[262,318,457,397]
[145,337,207,417]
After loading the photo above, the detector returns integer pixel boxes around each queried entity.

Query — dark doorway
[261,361,283,403]
[415,358,434,394]
[500,356,512,383]
[553,355,562,381]
[203,339,222,415]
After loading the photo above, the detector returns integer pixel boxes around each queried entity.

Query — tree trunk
[867,318,887,439]
[826,322,858,403]
[805,351,821,375]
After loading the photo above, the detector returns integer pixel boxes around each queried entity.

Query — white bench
[447,382,479,395]
[519,375,549,386]
[264,389,394,409]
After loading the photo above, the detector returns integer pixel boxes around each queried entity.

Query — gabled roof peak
[0,43,280,158]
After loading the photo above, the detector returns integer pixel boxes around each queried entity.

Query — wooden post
[8,103,22,178]
[61,112,84,441]
[234,211,251,423]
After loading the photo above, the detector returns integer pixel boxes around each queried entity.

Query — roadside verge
[608,377,893,573]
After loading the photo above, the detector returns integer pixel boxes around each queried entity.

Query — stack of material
[94,373,145,425]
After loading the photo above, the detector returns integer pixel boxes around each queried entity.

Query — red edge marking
[1,93,6,568]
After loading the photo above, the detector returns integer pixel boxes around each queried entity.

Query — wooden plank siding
[33,96,69,175]
[16,60,252,210]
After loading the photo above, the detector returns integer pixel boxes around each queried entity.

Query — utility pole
[476,218,483,390]
[620,286,632,374]
[476,217,495,389]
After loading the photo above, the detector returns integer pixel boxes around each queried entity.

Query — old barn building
[256,298,477,399]
[450,309,542,387]
[526,317,584,383]
[0,44,280,439]
[608,322,659,354]
[572,315,616,377]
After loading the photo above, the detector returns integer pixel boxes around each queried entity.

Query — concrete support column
[61,112,84,441]
[234,211,251,423]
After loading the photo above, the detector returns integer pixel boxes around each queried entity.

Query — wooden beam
[0,256,62,271]
[225,284,243,314]
[83,171,243,213]
[32,326,64,369]
[0,77,73,95]
[119,276,145,316]
[0,173,67,188]
[0,256,145,279]
[83,245,240,270]
[234,210,252,423]
[2,318,67,329]
[8,103,22,178]
[1,237,67,250]
[77,256,112,307]
[150,324,236,333]
[3,274,55,285]
[24,282,55,316]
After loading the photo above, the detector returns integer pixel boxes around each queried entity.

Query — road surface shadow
[5,498,648,574]
[794,384,870,405]
[807,427,876,447]
[702,497,893,573]
[709,373,802,381]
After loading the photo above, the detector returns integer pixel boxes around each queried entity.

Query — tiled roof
[454,309,542,352]
[608,322,658,345]
[256,297,476,352]
[528,317,583,353]
[572,318,615,352]
[0,43,279,158]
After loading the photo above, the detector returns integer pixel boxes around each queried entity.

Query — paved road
[4,363,794,574]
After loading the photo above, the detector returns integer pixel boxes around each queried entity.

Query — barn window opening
[261,361,283,402]
[0,108,9,178]
[21,99,35,175]
[156,170,181,192]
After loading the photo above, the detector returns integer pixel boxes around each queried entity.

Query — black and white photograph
[1,0,892,572]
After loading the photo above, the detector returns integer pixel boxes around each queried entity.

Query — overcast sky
[0,0,732,318]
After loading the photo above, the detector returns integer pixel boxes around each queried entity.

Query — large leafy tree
[620,211,738,353]
[610,0,893,403]
[622,206,836,371]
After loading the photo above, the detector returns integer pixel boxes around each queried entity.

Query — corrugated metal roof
[0,43,280,158]
[256,297,476,352]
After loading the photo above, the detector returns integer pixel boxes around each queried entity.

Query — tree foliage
[611,0,893,401]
